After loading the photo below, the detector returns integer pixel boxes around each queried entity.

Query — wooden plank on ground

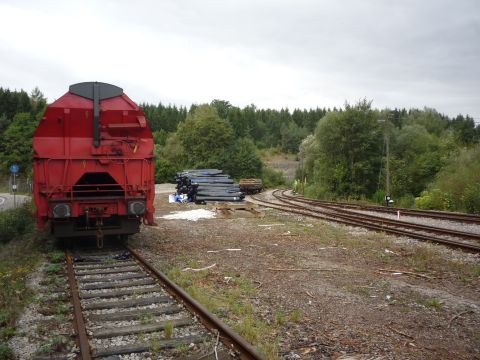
[215,201,258,210]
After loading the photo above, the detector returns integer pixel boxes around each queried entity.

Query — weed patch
[289,309,302,323]
[48,251,64,264]
[163,321,173,339]
[166,266,280,359]
[418,298,443,310]
[34,335,68,355]
[45,263,62,275]
[0,344,13,360]
[0,236,40,345]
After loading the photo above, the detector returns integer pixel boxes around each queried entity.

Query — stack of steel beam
[175,169,244,203]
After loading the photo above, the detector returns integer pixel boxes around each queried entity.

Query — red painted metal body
[33,83,155,238]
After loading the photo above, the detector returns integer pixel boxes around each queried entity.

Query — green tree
[159,133,188,171]
[154,158,177,183]
[152,129,168,146]
[390,124,449,196]
[305,100,382,199]
[449,115,478,146]
[406,108,448,136]
[280,120,308,153]
[177,105,234,168]
[224,138,262,179]
[0,112,38,173]
[415,145,480,213]
[210,99,231,119]
[30,86,47,118]
[0,114,10,134]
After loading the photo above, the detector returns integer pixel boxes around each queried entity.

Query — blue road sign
[10,164,19,174]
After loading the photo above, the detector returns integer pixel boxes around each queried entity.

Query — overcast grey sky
[0,0,479,119]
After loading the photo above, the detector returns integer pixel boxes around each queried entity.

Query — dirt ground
[130,187,480,359]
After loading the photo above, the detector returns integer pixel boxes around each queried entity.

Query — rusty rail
[281,192,480,242]
[290,194,480,224]
[66,251,92,359]
[127,246,265,360]
[251,190,480,253]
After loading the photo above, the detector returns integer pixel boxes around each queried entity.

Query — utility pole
[383,114,392,207]
[385,117,390,198]
[301,152,305,196]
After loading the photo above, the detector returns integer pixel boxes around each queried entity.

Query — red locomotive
[33,82,155,245]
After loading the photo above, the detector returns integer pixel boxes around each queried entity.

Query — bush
[0,202,35,244]
[395,194,416,208]
[462,183,480,214]
[421,145,480,213]
[415,189,452,211]
[155,158,177,183]
[372,190,386,205]
[224,138,263,179]
[261,167,285,188]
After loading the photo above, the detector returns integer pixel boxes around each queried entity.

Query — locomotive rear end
[33,82,155,242]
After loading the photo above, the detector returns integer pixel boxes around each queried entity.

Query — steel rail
[127,246,265,360]
[273,191,480,252]
[291,196,480,224]
[251,191,480,252]
[282,192,480,242]
[66,251,92,360]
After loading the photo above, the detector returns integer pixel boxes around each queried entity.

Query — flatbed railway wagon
[33,82,155,244]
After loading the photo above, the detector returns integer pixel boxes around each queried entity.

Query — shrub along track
[251,190,480,253]
[66,245,264,359]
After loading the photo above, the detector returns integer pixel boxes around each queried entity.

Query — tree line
[141,99,328,153]
[300,100,480,213]
[1,85,479,212]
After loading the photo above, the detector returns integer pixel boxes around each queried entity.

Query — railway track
[251,190,480,253]
[281,191,480,242]
[289,195,480,225]
[66,246,264,359]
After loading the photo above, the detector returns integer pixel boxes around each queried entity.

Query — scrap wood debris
[377,268,434,279]
[448,310,474,328]
[207,248,241,253]
[387,325,415,340]
[267,267,336,271]
[182,263,217,272]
